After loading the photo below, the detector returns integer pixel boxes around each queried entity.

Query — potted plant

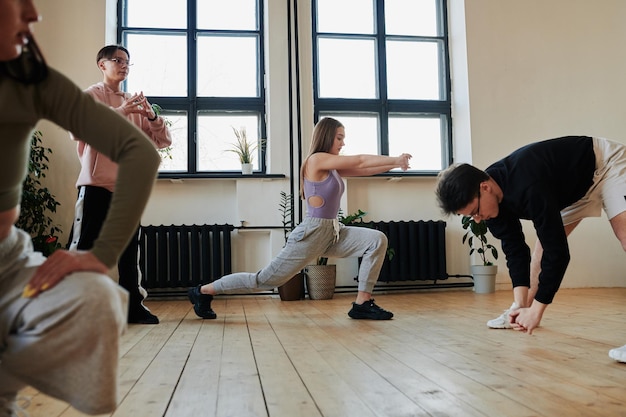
[461,216,499,293]
[16,131,63,257]
[227,126,262,175]
[277,191,305,301]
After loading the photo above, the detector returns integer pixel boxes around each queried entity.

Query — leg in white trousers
[0,228,128,415]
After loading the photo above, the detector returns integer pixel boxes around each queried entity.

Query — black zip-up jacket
[485,136,595,304]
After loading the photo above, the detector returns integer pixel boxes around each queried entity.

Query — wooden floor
[19,287,626,417]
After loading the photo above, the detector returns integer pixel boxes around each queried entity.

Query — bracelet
[147,114,158,122]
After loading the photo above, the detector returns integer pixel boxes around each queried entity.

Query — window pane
[197,0,258,30]
[197,36,259,97]
[386,40,440,100]
[388,116,442,170]
[125,34,188,96]
[318,38,377,99]
[385,0,438,36]
[197,113,260,171]
[125,0,186,29]
[316,0,375,34]
[321,114,379,156]
[158,112,189,172]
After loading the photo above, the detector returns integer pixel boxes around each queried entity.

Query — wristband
[147,114,158,122]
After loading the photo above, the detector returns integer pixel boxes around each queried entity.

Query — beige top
[0,67,161,267]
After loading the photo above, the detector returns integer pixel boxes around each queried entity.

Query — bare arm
[307,153,411,180]
[339,163,404,177]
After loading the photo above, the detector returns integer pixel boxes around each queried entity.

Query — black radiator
[370,220,448,282]
[138,224,234,290]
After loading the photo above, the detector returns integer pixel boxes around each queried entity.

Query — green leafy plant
[151,103,173,160]
[279,191,294,246]
[16,130,63,256]
[227,126,263,164]
[461,216,499,266]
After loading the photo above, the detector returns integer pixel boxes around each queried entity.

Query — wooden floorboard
[19,288,626,417]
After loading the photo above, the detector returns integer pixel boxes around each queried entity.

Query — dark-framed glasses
[103,58,133,67]
[471,191,482,220]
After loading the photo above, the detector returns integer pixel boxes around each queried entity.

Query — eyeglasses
[470,191,482,220]
[103,58,133,67]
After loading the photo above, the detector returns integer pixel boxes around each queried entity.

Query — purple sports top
[303,169,344,219]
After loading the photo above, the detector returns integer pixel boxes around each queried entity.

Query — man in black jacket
[435,136,626,363]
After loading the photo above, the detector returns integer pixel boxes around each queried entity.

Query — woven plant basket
[305,264,336,300]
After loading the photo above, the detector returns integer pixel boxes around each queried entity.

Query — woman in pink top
[69,45,171,324]
[188,117,412,320]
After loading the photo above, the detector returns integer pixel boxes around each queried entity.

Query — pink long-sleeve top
[73,82,172,192]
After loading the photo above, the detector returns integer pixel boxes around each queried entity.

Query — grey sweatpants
[0,227,128,415]
[212,217,388,294]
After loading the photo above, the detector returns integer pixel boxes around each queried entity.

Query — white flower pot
[471,264,497,294]
[241,163,253,175]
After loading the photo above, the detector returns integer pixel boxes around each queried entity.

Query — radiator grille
[370,220,447,282]
[138,224,234,289]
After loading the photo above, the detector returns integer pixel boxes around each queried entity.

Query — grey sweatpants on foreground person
[0,227,128,415]
[212,216,388,294]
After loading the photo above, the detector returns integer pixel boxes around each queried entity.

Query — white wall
[461,0,626,289]
[32,0,626,289]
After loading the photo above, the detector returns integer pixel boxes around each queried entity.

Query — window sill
[157,173,286,181]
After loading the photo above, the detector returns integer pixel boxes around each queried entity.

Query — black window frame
[117,0,270,179]
[311,0,452,176]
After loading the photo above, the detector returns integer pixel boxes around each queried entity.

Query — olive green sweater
[0,67,160,267]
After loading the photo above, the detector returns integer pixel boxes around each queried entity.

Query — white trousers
[0,227,128,414]
[212,217,388,294]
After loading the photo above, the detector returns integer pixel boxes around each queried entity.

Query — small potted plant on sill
[461,215,499,293]
[277,191,305,301]
[227,126,263,175]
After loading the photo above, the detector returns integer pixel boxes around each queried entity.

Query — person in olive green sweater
[0,0,160,415]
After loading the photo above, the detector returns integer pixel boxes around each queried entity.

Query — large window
[313,0,451,174]
[118,0,266,176]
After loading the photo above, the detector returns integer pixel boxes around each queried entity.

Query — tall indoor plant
[461,216,499,293]
[16,130,63,256]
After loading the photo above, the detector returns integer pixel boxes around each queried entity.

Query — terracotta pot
[278,272,305,301]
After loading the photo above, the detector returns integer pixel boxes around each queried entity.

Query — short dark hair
[96,45,130,64]
[435,163,489,215]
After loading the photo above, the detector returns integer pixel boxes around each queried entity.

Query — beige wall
[33,0,626,289]
[461,0,626,288]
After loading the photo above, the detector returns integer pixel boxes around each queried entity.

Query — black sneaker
[128,304,159,324]
[188,285,217,319]
[348,299,394,320]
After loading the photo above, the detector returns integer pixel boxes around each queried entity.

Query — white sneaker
[0,394,29,417]
[608,344,626,363]
[487,302,519,329]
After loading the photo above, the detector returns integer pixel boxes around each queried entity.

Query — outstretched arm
[308,153,411,179]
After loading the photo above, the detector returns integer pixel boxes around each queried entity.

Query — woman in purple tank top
[188,117,412,320]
